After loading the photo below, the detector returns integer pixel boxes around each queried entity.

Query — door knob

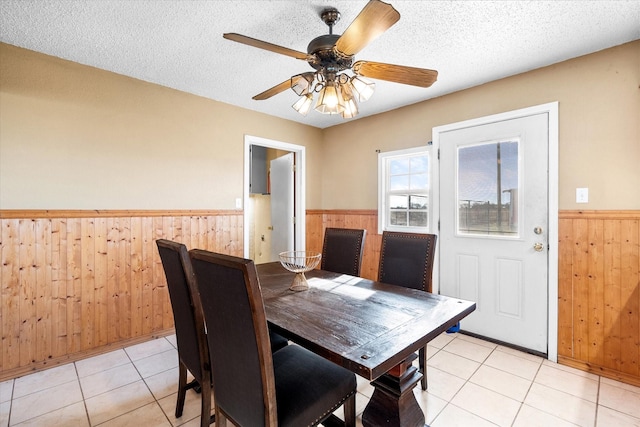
[533,242,544,252]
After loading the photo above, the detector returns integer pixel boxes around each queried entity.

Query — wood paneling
[0,210,243,381]
[558,210,640,386]
[2,208,639,388]
[306,210,381,281]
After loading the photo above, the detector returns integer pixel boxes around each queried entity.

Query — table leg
[362,354,426,427]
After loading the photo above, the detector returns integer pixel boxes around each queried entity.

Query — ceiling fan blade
[253,79,292,100]
[353,60,438,88]
[253,73,315,100]
[223,33,308,60]
[334,0,400,57]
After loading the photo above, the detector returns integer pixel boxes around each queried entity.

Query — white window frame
[378,146,432,234]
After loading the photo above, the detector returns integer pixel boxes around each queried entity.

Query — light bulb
[314,83,345,114]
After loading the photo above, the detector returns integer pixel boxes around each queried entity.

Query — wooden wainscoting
[306,210,381,281]
[558,210,640,387]
[3,208,639,387]
[0,210,243,381]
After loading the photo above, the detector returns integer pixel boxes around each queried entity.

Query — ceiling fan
[223,0,438,119]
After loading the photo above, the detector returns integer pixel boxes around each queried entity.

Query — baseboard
[0,329,175,382]
[557,355,640,388]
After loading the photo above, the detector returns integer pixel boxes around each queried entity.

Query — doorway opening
[243,135,306,263]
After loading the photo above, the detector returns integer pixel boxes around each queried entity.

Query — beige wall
[0,43,324,209]
[321,40,640,210]
[1,41,639,211]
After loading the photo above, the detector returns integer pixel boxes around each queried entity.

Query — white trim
[243,135,306,258]
[432,102,559,362]
[547,102,559,363]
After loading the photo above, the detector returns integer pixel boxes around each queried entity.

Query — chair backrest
[378,232,437,292]
[156,239,209,383]
[321,228,367,276]
[190,249,277,427]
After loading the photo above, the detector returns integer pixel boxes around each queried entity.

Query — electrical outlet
[576,188,589,203]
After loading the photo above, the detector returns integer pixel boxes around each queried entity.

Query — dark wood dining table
[256,262,476,427]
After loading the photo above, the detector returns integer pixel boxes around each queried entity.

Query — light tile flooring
[1,332,639,426]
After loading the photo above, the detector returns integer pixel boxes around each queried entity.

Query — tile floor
[1,332,639,426]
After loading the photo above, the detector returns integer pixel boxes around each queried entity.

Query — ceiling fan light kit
[340,82,359,118]
[292,93,314,116]
[315,81,345,115]
[350,75,376,102]
[291,73,315,96]
[223,0,438,120]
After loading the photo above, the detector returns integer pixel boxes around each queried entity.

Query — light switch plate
[235,198,242,209]
[576,188,589,203]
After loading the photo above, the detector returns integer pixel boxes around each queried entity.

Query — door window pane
[457,141,519,236]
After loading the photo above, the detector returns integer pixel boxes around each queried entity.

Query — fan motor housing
[307,34,353,72]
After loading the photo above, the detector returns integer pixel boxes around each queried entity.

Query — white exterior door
[439,112,549,354]
[269,153,295,262]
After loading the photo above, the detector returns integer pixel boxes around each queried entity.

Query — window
[456,139,520,237]
[378,146,431,234]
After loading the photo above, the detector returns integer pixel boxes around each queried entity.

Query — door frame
[432,102,559,362]
[243,135,306,258]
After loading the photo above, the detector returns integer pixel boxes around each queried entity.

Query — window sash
[378,147,431,234]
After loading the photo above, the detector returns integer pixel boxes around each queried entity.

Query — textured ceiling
[1,1,639,129]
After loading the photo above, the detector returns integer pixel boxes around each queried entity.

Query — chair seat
[274,345,356,427]
[269,330,289,352]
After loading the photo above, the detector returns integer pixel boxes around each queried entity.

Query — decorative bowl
[278,251,321,291]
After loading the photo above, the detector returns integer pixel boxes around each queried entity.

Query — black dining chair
[190,249,357,427]
[378,231,437,390]
[321,227,367,276]
[156,239,214,426]
[157,240,289,426]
